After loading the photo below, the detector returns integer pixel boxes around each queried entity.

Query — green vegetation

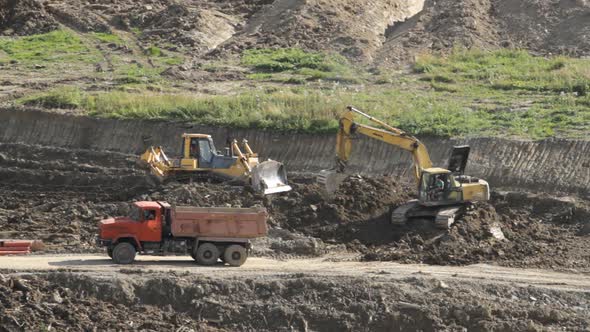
[241,48,361,84]
[10,86,517,136]
[415,49,590,96]
[10,47,590,139]
[91,32,124,45]
[0,30,98,64]
[19,86,86,109]
[412,49,590,138]
[146,46,162,57]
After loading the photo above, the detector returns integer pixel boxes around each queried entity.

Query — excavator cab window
[420,172,459,202]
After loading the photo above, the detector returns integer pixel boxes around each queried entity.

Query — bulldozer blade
[251,160,292,195]
[316,170,348,196]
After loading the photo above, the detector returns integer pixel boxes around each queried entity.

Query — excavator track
[390,200,420,226]
[391,202,465,229]
[434,206,462,229]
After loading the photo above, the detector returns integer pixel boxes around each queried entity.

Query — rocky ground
[0,267,588,331]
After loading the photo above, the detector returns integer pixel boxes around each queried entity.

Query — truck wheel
[195,243,219,266]
[107,248,113,258]
[112,242,136,264]
[223,245,247,267]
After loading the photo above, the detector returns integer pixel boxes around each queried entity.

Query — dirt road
[2,254,590,292]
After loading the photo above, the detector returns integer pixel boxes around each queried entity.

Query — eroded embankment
[1,108,589,196]
[0,271,588,331]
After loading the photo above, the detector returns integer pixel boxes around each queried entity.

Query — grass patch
[91,32,124,45]
[12,48,589,139]
[415,48,590,96]
[241,48,361,84]
[17,83,589,138]
[18,87,85,109]
[146,46,162,57]
[0,30,98,64]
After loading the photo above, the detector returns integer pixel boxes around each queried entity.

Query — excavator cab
[418,168,463,206]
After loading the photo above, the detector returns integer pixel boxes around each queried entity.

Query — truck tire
[223,244,247,267]
[112,242,136,264]
[195,243,219,266]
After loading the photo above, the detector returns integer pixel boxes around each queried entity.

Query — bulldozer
[140,133,292,194]
[317,106,490,228]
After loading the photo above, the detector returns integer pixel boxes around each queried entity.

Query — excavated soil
[1,0,588,65]
[0,271,587,331]
[1,142,589,271]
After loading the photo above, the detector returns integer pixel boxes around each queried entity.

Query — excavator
[140,133,292,194]
[317,106,490,228]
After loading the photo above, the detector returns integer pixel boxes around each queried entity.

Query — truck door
[140,209,162,242]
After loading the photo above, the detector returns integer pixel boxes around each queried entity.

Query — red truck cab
[97,201,267,266]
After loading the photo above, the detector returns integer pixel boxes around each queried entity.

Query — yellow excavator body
[140,134,291,194]
[319,106,490,228]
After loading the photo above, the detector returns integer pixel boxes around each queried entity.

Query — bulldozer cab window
[189,139,199,158]
[198,139,213,162]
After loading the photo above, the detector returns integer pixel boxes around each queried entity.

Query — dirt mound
[0,0,59,35]
[377,0,590,66]
[213,0,422,61]
[363,193,590,269]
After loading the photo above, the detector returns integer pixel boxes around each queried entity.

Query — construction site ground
[1,0,589,330]
[0,136,589,330]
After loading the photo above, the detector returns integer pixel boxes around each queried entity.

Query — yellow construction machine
[317,106,490,228]
[140,133,292,194]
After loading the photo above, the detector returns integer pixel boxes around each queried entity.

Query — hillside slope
[2,0,589,66]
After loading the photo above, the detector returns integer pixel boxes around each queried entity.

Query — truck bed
[171,206,268,238]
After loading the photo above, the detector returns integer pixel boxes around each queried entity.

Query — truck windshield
[129,206,142,221]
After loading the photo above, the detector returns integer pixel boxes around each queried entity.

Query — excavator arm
[335,106,433,182]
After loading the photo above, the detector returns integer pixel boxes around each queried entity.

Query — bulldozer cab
[418,168,463,205]
[181,134,239,170]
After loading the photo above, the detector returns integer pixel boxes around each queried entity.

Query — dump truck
[97,201,268,266]
[140,134,292,195]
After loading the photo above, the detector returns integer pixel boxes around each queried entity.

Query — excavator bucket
[251,160,292,195]
[316,170,348,196]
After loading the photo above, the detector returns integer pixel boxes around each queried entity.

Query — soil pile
[377,0,590,65]
[213,0,421,62]
[0,0,58,35]
[0,274,216,331]
[362,193,590,269]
